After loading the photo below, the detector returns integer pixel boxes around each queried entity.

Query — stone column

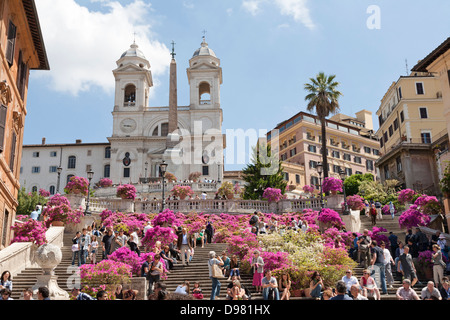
[168,58,178,137]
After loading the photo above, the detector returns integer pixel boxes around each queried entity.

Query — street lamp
[316,162,324,209]
[160,160,168,212]
[56,166,62,193]
[339,169,349,215]
[85,170,94,215]
[144,161,148,183]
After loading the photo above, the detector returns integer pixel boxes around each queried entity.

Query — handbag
[71,244,79,252]
[210,260,225,278]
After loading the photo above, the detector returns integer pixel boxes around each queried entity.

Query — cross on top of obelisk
[202,29,207,42]
[170,40,176,59]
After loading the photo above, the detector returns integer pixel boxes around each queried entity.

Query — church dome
[192,37,216,58]
[121,42,147,60]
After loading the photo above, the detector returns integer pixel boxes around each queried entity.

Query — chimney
[42,137,46,145]
[75,139,82,144]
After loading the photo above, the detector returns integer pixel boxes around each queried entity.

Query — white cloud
[241,0,315,30]
[274,0,315,30]
[33,0,170,96]
[183,1,194,9]
[242,0,263,16]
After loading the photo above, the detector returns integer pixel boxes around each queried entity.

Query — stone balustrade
[86,195,339,215]
[93,181,219,198]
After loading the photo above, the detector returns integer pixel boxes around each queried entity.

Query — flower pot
[424,266,433,280]
[179,195,187,200]
[52,221,64,227]
[119,199,135,213]
[226,193,234,199]
[331,190,338,195]
[291,289,302,297]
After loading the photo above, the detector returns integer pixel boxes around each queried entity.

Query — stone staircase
[356,212,427,300]
[161,243,259,300]
[8,212,445,301]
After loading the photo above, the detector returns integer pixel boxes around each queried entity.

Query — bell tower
[112,42,153,113]
[187,36,223,110]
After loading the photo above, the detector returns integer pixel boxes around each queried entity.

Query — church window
[124,84,136,106]
[202,165,209,176]
[161,123,169,136]
[199,82,211,105]
[123,167,130,178]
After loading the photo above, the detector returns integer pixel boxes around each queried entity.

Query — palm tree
[304,72,342,180]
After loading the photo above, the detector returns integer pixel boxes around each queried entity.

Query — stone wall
[0,226,64,277]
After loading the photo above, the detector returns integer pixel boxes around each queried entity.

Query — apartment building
[268,110,380,190]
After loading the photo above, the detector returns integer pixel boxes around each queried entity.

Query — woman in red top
[370,204,377,226]
[360,269,380,300]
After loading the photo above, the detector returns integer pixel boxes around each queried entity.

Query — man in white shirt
[342,269,359,295]
[381,241,395,289]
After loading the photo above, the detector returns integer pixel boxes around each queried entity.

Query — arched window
[124,84,136,106]
[161,123,169,136]
[68,156,76,169]
[199,82,211,105]
[49,185,56,195]
[31,186,38,193]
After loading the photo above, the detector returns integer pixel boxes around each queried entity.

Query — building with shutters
[0,0,49,249]
[374,71,446,194]
[267,110,380,191]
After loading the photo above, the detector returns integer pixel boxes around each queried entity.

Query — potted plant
[417,250,434,280]
[64,176,89,196]
[10,215,48,246]
[262,187,283,203]
[98,178,113,188]
[322,177,343,195]
[116,184,137,200]
[171,185,194,200]
[346,194,365,211]
[302,185,315,195]
[188,171,202,182]
[217,181,234,199]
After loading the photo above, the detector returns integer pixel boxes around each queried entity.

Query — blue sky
[25,0,450,171]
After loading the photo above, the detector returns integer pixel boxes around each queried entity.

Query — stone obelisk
[164,41,182,178]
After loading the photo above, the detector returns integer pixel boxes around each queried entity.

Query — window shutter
[9,131,16,171]
[0,105,7,152]
[5,21,16,66]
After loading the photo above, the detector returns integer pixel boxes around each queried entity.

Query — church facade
[20,38,225,192]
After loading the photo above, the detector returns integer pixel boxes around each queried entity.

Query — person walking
[177,228,192,266]
[375,200,382,220]
[370,204,377,226]
[381,241,395,289]
[357,229,372,268]
[397,245,418,287]
[71,231,81,266]
[208,251,224,300]
[431,244,446,288]
[101,227,115,260]
[389,201,395,220]
[129,228,141,256]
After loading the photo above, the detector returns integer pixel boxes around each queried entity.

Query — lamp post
[56,166,62,194]
[316,162,324,209]
[160,160,168,212]
[85,170,94,215]
[339,169,349,215]
[144,161,148,183]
